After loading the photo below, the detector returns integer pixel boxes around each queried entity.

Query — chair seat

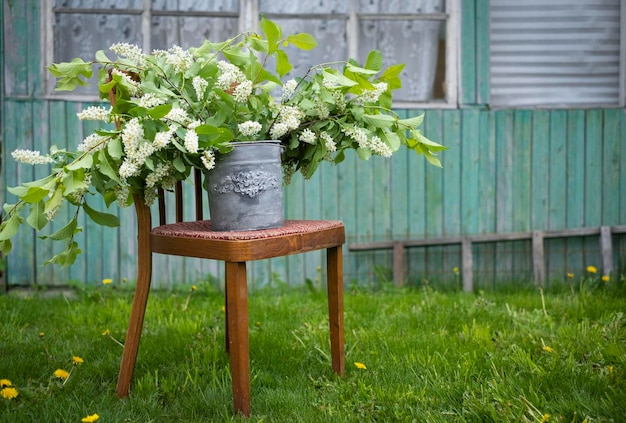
[151,220,345,261]
[153,219,344,240]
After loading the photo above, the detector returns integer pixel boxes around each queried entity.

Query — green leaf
[47,58,93,91]
[62,170,89,196]
[27,201,48,230]
[346,63,379,75]
[41,218,79,241]
[95,50,111,63]
[322,69,358,87]
[97,151,122,184]
[276,50,292,78]
[44,187,64,215]
[398,114,424,129]
[0,239,12,255]
[7,185,28,198]
[286,33,317,51]
[413,130,447,152]
[44,241,82,267]
[107,137,123,160]
[22,186,50,204]
[0,213,22,241]
[173,156,186,173]
[66,154,93,170]
[83,202,120,227]
[380,63,405,91]
[365,50,383,72]
[361,113,396,128]
[260,17,282,53]
[147,103,173,119]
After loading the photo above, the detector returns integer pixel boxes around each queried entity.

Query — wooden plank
[461,237,473,292]
[532,230,545,286]
[621,110,626,226]
[547,110,567,279]
[565,109,585,280]
[460,109,480,235]
[602,109,621,226]
[584,110,603,227]
[2,0,28,96]
[600,226,614,276]
[512,110,531,232]
[475,0,490,104]
[442,110,461,276]
[424,109,444,281]
[530,110,550,230]
[390,109,409,238]
[460,0,476,105]
[494,110,514,280]
[476,110,496,287]
[392,241,404,287]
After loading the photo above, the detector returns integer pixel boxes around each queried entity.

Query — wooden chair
[115,170,345,416]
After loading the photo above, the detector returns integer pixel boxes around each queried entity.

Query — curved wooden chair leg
[225,261,250,416]
[327,245,345,376]
[116,198,152,398]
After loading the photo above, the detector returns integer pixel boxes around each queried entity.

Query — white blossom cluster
[166,45,193,73]
[281,79,298,102]
[216,61,249,94]
[233,79,253,103]
[184,128,199,153]
[201,150,216,170]
[343,126,391,157]
[109,42,146,66]
[299,128,316,144]
[369,135,393,157]
[119,118,152,180]
[11,149,54,165]
[45,203,62,221]
[137,93,165,109]
[153,126,175,150]
[77,106,110,121]
[111,69,141,95]
[145,163,172,188]
[192,76,209,100]
[359,82,388,103]
[77,133,109,153]
[315,102,330,119]
[115,184,130,208]
[238,120,262,137]
[164,107,190,125]
[269,105,304,139]
[331,90,346,112]
[320,131,336,153]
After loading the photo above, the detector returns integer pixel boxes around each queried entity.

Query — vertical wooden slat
[476,110,496,288]
[495,110,514,279]
[599,226,614,276]
[475,0,490,104]
[602,109,621,226]
[390,109,409,238]
[532,230,545,286]
[530,110,550,230]
[424,110,444,279]
[442,110,461,278]
[460,0,477,105]
[461,237,473,292]
[565,110,585,277]
[392,241,404,287]
[548,110,567,276]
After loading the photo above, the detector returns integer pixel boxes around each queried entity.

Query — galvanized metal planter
[205,141,284,231]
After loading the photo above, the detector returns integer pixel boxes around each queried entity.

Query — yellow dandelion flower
[191,285,197,291]
[102,329,110,336]
[354,362,367,369]
[81,413,100,422]
[567,272,574,279]
[39,332,45,339]
[541,414,551,423]
[542,345,554,353]
[453,266,459,275]
[0,379,11,388]
[53,369,69,380]
[102,278,112,285]
[608,365,614,374]
[586,265,597,274]
[1,387,18,400]
[221,305,226,313]
[602,275,609,282]
[73,356,84,365]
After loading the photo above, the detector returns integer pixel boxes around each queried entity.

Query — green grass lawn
[1,276,625,422]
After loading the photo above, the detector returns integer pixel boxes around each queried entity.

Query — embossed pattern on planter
[212,170,280,198]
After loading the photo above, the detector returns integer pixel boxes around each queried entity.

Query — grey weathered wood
[532,231,545,286]
[461,238,473,292]
[600,226,614,276]
[393,241,404,287]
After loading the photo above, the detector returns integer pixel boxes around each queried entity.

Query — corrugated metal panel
[490,0,622,107]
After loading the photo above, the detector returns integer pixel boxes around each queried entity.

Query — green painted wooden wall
[2,1,625,289]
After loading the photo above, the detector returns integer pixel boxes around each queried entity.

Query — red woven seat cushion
[152,220,344,240]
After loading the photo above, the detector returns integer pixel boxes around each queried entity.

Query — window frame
[488,0,626,109]
[41,0,459,109]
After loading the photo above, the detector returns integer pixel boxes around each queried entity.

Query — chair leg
[117,198,152,398]
[116,252,152,397]
[225,261,251,416]
[327,245,345,376]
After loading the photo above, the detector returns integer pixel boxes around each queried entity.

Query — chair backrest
[155,168,205,226]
